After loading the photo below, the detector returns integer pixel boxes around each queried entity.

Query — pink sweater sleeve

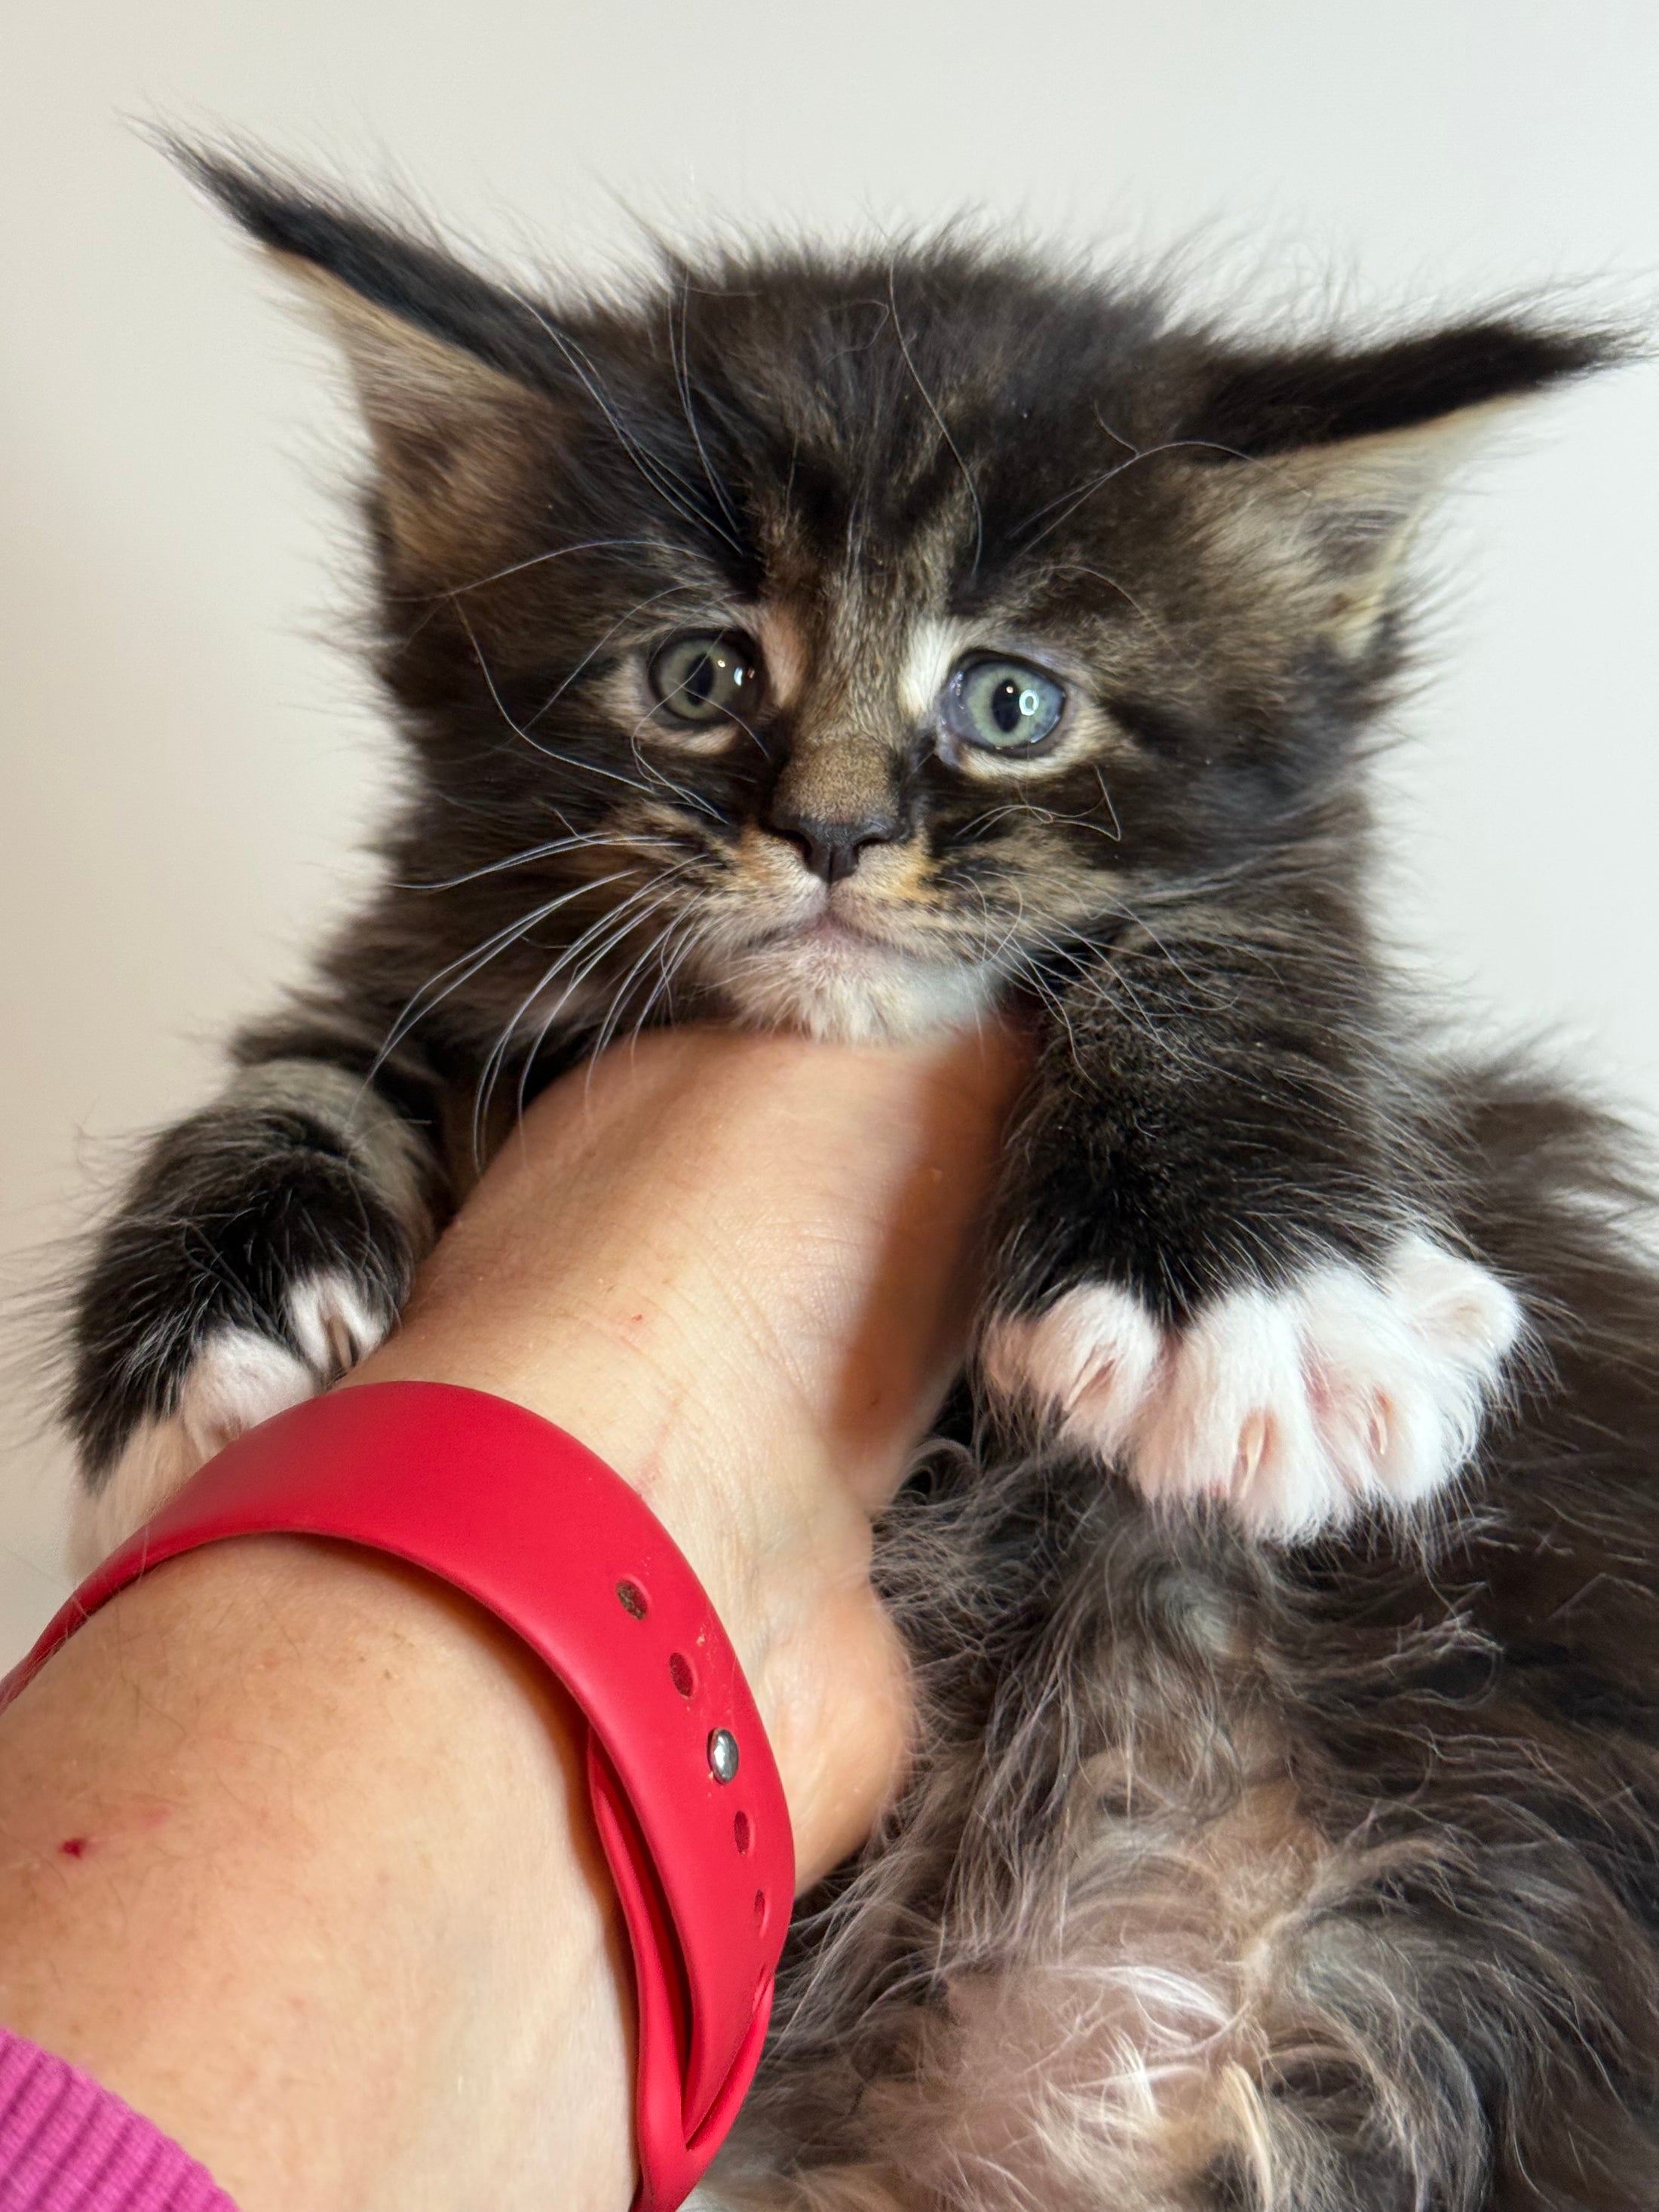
[0,2029,236,2212]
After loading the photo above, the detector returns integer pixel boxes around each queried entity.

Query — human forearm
[0,1536,635,2212]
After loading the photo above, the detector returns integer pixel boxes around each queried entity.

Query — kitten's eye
[941,658,1066,753]
[649,632,763,726]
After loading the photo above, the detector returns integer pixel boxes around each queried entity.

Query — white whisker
[469,880,669,1155]
[888,262,983,572]
[505,875,697,1127]
[369,870,636,1083]
[517,296,746,557]
[457,606,661,803]
[523,583,705,730]
[397,832,678,893]
[670,274,744,536]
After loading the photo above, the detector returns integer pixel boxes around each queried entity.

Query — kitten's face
[572,540,1158,1045]
[193,164,1592,1061]
[366,261,1391,1053]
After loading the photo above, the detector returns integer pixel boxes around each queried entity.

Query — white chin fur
[71,1269,391,1576]
[713,932,997,1044]
[983,1234,1523,1541]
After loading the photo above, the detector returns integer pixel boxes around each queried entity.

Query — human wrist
[348,1318,911,1884]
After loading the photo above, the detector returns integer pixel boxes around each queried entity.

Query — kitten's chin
[712,925,998,1045]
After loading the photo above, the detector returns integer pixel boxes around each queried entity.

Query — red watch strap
[0,1382,794,2212]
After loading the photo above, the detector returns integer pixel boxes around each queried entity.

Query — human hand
[351,1020,1029,1879]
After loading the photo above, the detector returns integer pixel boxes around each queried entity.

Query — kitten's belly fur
[701,1758,1331,2212]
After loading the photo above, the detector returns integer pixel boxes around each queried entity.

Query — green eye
[942,658,1066,753]
[648,632,763,726]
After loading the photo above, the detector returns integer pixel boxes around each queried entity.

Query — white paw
[71,1271,391,1575]
[983,1235,1523,1540]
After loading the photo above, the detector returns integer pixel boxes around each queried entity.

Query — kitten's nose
[767,805,903,885]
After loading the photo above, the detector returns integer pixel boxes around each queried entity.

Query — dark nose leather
[767,805,903,885]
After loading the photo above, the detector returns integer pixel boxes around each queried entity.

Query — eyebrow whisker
[888,262,983,575]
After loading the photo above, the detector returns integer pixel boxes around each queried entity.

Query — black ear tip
[1420,317,1640,411]
[156,131,363,268]
[1476,320,1637,384]
[151,128,259,216]
[1197,311,1639,458]
[153,130,560,397]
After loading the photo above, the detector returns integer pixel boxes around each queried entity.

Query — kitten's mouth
[700,892,995,1043]
[749,900,894,958]
[786,911,882,950]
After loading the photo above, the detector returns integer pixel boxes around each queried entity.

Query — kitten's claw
[71,1269,391,1575]
[983,1235,1523,1539]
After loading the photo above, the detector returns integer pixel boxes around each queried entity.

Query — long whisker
[1018,434,1258,551]
[367,869,637,1085]
[502,872,699,1134]
[1045,560,1176,647]
[589,905,693,1063]
[1016,910,1217,1063]
[1093,767,1124,843]
[523,582,705,731]
[556,874,694,1010]
[397,832,678,893]
[471,870,695,1157]
[443,537,667,600]
[964,871,1031,972]
[629,910,706,1044]
[639,658,770,767]
[955,793,1122,846]
[457,606,661,803]
[670,274,744,536]
[392,537,671,646]
[1087,894,1233,1006]
[888,262,983,573]
[1012,946,1083,1072]
[517,297,746,556]
[621,687,734,824]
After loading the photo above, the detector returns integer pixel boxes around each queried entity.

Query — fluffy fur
[59,147,1659,2206]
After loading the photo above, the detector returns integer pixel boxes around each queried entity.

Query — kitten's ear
[1192,321,1622,654]
[172,146,561,579]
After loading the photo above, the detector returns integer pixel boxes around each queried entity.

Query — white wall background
[4,0,1657,1663]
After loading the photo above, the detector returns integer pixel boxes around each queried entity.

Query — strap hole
[669,1651,695,1698]
[733,1809,751,1855]
[615,1579,649,1620]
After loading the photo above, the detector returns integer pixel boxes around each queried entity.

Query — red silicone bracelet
[0,1382,794,2212]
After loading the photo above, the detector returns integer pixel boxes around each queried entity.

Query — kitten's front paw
[983,1235,1523,1539]
[72,1271,390,1575]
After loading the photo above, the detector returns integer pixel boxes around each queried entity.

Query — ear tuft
[167,140,557,388]
[167,140,562,579]
[1195,318,1629,459]
[1191,315,1633,656]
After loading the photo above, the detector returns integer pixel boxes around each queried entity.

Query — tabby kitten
[66,152,1659,2210]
